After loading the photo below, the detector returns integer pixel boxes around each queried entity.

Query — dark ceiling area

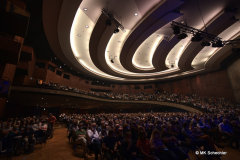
[24,0,94,81]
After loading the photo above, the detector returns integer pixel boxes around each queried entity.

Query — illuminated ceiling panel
[132,33,163,70]
[165,35,191,68]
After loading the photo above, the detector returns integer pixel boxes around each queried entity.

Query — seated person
[87,123,102,160]
[219,119,239,149]
[161,125,189,160]
[116,127,124,150]
[21,125,36,153]
[137,130,158,160]
[102,129,120,160]
[150,128,174,160]
[231,120,240,140]
[147,124,155,139]
[9,125,21,155]
[2,122,12,137]
[99,124,108,140]
[120,132,140,160]
[182,122,209,151]
[75,123,88,159]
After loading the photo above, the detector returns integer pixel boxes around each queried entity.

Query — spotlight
[177,33,188,39]
[105,19,112,26]
[201,41,211,46]
[113,28,119,34]
[111,59,114,63]
[212,40,223,47]
[172,26,180,34]
[191,33,202,42]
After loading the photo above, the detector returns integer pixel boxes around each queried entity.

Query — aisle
[12,128,86,160]
[11,127,240,160]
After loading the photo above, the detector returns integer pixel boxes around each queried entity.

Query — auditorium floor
[11,128,240,160]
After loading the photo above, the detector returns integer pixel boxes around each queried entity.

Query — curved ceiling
[43,0,240,83]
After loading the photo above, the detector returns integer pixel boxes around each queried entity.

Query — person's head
[109,121,113,126]
[182,122,189,129]
[91,123,97,130]
[203,118,208,123]
[170,121,175,126]
[108,129,115,138]
[49,113,53,118]
[161,125,168,132]
[73,122,78,127]
[78,123,83,130]
[102,124,107,132]
[12,125,18,131]
[151,128,161,140]
[30,120,34,125]
[223,119,229,125]
[125,132,132,143]
[118,127,123,136]
[6,123,11,129]
[138,130,147,140]
[101,121,105,126]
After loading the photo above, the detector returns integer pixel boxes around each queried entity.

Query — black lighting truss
[102,8,124,31]
[171,21,222,42]
[224,39,240,45]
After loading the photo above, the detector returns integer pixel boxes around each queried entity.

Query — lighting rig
[223,39,240,45]
[171,21,224,47]
[102,8,124,34]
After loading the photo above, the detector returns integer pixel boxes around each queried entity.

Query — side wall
[227,58,240,103]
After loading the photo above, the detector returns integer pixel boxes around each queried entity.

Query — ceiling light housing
[177,33,188,39]
[105,19,112,26]
[191,33,203,42]
[201,41,211,46]
[113,28,119,34]
[83,8,87,11]
[173,26,180,34]
[212,40,223,47]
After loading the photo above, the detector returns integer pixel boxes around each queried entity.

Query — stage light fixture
[191,33,202,42]
[201,41,211,46]
[177,33,188,39]
[105,19,112,26]
[173,26,180,34]
[212,40,223,47]
[113,28,119,34]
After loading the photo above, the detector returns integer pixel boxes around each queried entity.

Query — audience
[39,80,240,114]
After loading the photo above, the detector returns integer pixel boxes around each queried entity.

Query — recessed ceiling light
[123,30,126,33]
[83,8,88,11]
[42,98,43,99]
[60,66,61,68]
[64,64,66,65]
[134,13,138,16]
[77,34,81,37]
[85,25,89,28]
